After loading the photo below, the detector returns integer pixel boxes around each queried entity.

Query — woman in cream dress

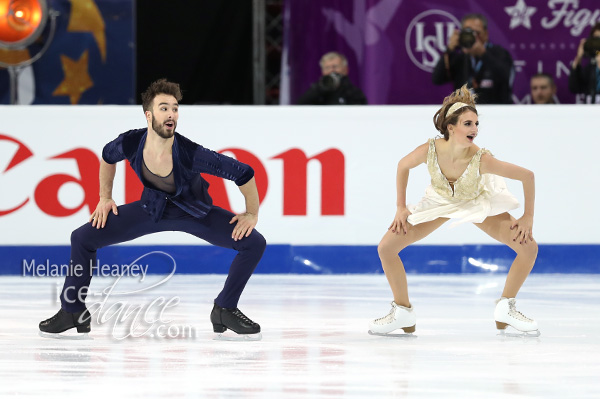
[369,85,540,336]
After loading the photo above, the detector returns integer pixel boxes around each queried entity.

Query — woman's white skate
[494,297,540,337]
[368,301,416,337]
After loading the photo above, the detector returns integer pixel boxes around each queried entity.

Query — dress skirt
[407,174,520,227]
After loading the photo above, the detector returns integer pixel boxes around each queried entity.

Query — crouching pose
[369,85,539,337]
[39,79,266,340]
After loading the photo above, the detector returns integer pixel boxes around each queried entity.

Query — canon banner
[2,104,599,244]
[281,0,600,104]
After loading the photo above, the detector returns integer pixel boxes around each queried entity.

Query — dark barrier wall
[136,0,253,105]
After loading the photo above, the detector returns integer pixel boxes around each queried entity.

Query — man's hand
[90,198,118,229]
[447,29,460,52]
[230,212,258,241]
[573,38,586,68]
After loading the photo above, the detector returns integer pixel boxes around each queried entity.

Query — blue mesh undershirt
[142,159,176,194]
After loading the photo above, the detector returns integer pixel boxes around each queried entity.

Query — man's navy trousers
[60,200,266,313]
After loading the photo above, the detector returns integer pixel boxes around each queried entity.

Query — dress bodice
[426,138,491,200]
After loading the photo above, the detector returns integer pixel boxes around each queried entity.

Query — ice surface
[1,274,599,398]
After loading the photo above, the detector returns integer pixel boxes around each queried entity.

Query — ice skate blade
[496,329,540,338]
[39,331,93,340]
[368,330,417,339]
[213,331,262,341]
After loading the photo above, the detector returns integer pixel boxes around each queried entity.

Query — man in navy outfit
[39,79,266,338]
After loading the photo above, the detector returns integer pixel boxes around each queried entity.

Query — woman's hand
[511,214,534,244]
[90,198,118,229]
[389,207,412,235]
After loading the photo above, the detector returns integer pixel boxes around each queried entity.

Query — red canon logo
[1,134,345,217]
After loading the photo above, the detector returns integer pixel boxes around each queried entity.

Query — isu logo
[0,134,345,218]
[405,10,461,73]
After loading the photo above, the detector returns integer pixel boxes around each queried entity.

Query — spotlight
[0,0,58,104]
[0,0,48,49]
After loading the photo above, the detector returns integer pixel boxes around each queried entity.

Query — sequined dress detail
[407,138,519,227]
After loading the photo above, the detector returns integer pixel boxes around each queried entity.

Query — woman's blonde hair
[433,85,477,140]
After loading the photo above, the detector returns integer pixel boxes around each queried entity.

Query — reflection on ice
[467,256,501,271]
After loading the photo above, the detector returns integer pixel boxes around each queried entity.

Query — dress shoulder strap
[427,138,437,156]
[475,148,493,161]
[471,148,493,173]
[426,138,437,166]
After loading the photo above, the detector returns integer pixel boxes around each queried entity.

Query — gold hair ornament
[446,102,469,117]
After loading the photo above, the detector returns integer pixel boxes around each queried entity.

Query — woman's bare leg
[377,218,448,306]
[474,213,538,298]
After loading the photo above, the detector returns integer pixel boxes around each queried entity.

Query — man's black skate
[210,304,261,340]
[39,308,91,335]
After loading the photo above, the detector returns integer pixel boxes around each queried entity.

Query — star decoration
[52,50,94,104]
[505,0,537,29]
[67,0,106,62]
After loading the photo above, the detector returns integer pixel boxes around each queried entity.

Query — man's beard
[151,114,175,139]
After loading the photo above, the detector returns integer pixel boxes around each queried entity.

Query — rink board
[1,244,598,275]
[1,106,599,275]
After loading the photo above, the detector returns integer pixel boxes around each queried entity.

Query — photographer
[568,22,600,104]
[297,52,367,105]
[432,14,514,104]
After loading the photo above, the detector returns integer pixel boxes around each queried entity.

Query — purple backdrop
[281,0,600,104]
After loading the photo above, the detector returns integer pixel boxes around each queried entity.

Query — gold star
[52,50,94,104]
[67,0,106,62]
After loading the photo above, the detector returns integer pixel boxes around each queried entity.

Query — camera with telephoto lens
[318,72,342,92]
[459,28,477,49]
[584,37,600,57]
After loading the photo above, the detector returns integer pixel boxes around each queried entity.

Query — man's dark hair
[461,13,488,30]
[141,79,183,113]
[531,73,556,87]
